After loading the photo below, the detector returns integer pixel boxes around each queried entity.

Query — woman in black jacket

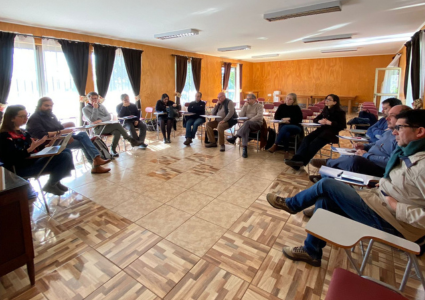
[0,105,74,196]
[285,94,346,169]
[268,93,303,153]
[155,93,181,143]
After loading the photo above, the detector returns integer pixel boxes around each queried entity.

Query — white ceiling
[1,0,424,62]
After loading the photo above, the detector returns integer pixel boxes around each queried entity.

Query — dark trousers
[159,118,173,140]
[286,178,401,260]
[237,120,262,146]
[94,124,130,151]
[17,149,75,184]
[275,124,302,150]
[292,129,332,165]
[327,155,385,177]
[123,120,147,143]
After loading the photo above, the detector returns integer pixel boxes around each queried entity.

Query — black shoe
[284,159,302,170]
[205,143,217,148]
[166,139,171,143]
[242,146,248,158]
[139,143,148,149]
[227,136,237,144]
[266,193,296,214]
[111,148,119,157]
[184,138,192,145]
[129,138,142,147]
[42,183,65,196]
[164,138,167,143]
[56,182,68,192]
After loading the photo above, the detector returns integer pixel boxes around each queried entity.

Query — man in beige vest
[265,109,425,267]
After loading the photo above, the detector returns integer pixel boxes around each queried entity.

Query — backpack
[265,127,276,150]
[145,119,157,131]
[91,137,112,160]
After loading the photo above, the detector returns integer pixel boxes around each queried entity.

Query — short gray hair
[120,94,129,100]
[247,93,256,100]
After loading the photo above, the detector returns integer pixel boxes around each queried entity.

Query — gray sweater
[82,104,111,123]
[239,102,263,125]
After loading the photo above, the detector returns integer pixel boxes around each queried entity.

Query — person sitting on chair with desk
[184,92,206,146]
[366,98,402,143]
[116,93,148,149]
[0,105,75,196]
[27,97,111,174]
[82,92,142,157]
[265,109,425,267]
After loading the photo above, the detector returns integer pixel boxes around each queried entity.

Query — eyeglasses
[393,125,419,131]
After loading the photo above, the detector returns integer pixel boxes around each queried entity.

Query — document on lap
[318,166,381,187]
[331,147,356,155]
[337,135,369,142]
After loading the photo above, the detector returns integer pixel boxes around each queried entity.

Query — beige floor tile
[217,185,262,208]
[124,240,199,298]
[110,196,163,222]
[143,184,187,203]
[70,179,114,198]
[167,189,214,214]
[234,175,273,193]
[136,205,191,237]
[166,159,200,172]
[95,223,162,268]
[190,178,232,198]
[90,183,144,209]
[196,199,246,229]
[166,216,226,257]
[166,171,208,189]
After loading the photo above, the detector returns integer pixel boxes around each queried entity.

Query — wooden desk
[0,167,34,285]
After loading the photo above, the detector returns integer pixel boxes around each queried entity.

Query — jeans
[17,149,75,184]
[326,155,385,177]
[123,120,147,142]
[275,124,302,150]
[185,117,205,139]
[67,132,99,164]
[285,178,401,260]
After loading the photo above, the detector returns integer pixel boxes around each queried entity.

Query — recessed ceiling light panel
[218,45,251,52]
[303,33,353,43]
[154,29,199,40]
[264,1,341,22]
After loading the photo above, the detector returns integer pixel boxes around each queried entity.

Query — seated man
[184,92,206,146]
[116,93,148,149]
[266,109,425,267]
[227,93,263,158]
[310,105,411,180]
[205,92,238,152]
[26,97,111,174]
[366,98,402,142]
[82,92,141,157]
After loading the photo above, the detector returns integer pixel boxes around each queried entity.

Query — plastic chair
[302,109,313,120]
[308,106,321,113]
[264,103,274,110]
[143,107,155,131]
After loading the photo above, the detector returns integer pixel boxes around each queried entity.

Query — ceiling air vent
[264,1,341,22]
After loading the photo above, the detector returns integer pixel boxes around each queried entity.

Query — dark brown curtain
[222,62,232,91]
[191,57,202,92]
[93,44,117,98]
[410,31,421,100]
[175,55,188,105]
[122,48,143,100]
[403,41,412,99]
[0,32,16,104]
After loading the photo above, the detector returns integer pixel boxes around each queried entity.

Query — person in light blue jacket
[366,98,402,143]
[310,105,411,179]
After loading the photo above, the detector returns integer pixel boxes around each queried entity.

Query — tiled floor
[1,120,425,300]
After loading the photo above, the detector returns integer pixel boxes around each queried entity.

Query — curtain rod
[172,54,202,60]
[12,32,143,51]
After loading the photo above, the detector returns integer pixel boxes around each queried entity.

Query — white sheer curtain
[8,35,39,111]
[41,38,79,121]
[379,53,402,110]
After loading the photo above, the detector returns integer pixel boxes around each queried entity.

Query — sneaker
[311,159,327,169]
[309,175,322,184]
[42,183,65,196]
[205,143,217,148]
[56,182,69,192]
[266,193,296,214]
[303,206,315,218]
[282,246,321,267]
[220,145,225,152]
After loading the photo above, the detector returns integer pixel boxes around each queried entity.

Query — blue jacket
[362,130,397,169]
[366,117,387,143]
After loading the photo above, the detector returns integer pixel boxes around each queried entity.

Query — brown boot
[268,144,278,153]
[93,156,111,166]
[91,165,111,174]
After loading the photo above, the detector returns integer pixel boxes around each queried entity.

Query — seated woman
[285,94,346,170]
[155,93,181,143]
[268,93,303,153]
[0,105,74,196]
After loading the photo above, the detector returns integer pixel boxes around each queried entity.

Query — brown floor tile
[204,231,270,282]
[150,155,181,165]
[164,259,249,300]
[95,223,162,268]
[31,217,63,247]
[0,268,42,300]
[190,163,221,176]
[85,271,160,300]
[196,199,246,229]
[242,286,282,300]
[124,240,199,297]
[53,201,107,231]
[147,167,182,180]
[185,153,215,163]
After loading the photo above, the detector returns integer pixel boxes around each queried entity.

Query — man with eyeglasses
[265,109,425,267]
[309,105,411,182]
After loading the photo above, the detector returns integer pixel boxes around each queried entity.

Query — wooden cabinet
[0,167,34,285]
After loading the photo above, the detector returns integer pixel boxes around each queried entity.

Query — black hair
[36,97,53,111]
[326,94,341,110]
[0,105,26,133]
[161,93,169,100]
[382,97,402,107]
[87,91,99,98]
[396,109,425,128]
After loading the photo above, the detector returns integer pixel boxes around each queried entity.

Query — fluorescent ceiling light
[321,48,358,53]
[264,1,341,22]
[303,33,353,43]
[154,29,199,40]
[390,3,425,10]
[218,45,251,52]
[252,54,280,58]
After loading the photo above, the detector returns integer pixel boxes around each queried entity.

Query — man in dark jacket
[116,94,148,149]
[366,98,402,143]
[184,92,206,145]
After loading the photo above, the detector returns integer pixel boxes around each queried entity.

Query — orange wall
[0,22,254,111]
[251,55,393,106]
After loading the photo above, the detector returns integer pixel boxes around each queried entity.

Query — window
[180,60,197,105]
[221,64,240,105]
[92,48,135,115]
